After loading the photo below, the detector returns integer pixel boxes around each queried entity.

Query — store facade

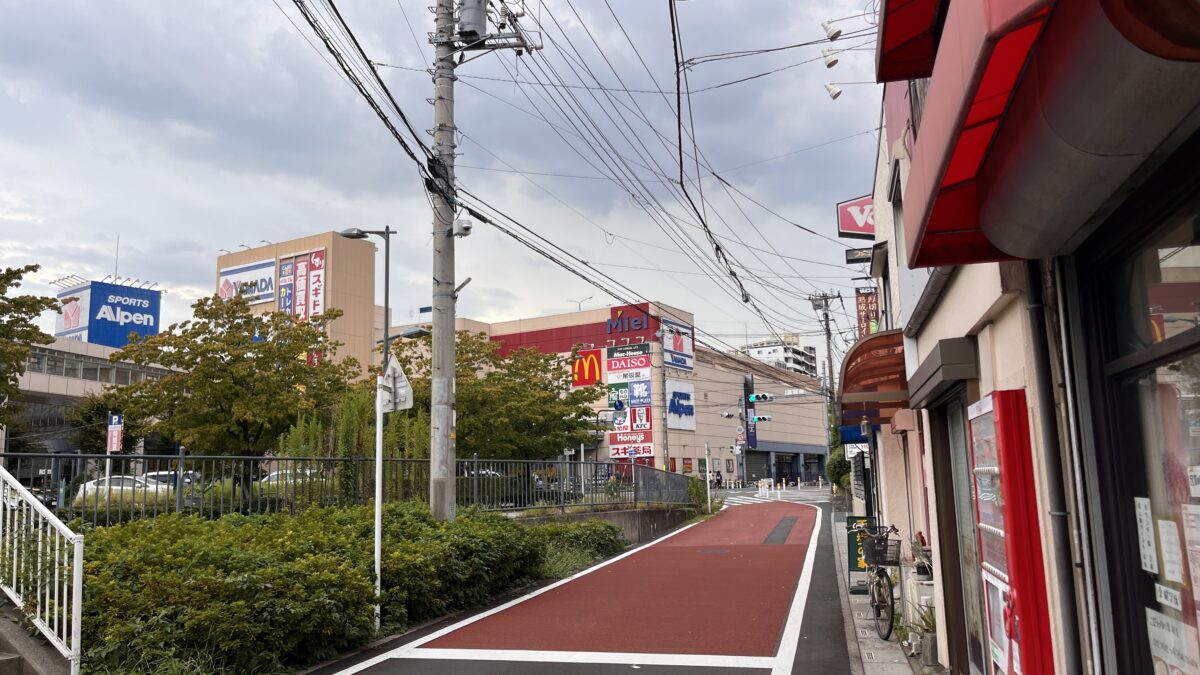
[840,0,1200,672]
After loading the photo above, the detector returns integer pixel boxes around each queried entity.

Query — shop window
[81,362,99,381]
[43,354,62,377]
[26,352,45,374]
[1118,352,1200,672]
[1110,200,1200,357]
[63,358,80,379]
[115,368,131,386]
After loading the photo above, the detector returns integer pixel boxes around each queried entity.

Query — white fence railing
[0,466,82,675]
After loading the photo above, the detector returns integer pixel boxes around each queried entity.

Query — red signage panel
[836,194,876,240]
[572,349,603,387]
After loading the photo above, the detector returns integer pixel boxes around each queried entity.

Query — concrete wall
[520,507,696,545]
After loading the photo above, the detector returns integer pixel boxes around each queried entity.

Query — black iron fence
[0,453,692,527]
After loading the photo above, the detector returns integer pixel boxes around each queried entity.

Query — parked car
[143,470,203,488]
[73,476,172,507]
[258,468,321,485]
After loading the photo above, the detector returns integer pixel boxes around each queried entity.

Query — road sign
[379,360,413,413]
[736,425,744,434]
[106,413,124,454]
[736,432,746,443]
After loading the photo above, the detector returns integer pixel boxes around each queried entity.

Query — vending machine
[967,390,1053,675]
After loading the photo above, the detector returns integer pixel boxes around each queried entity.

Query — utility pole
[809,291,840,448]
[428,0,539,520]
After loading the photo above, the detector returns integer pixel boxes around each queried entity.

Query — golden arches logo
[573,349,602,386]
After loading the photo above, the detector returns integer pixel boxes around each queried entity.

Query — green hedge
[80,503,625,674]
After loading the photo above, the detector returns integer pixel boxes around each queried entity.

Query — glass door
[948,399,990,674]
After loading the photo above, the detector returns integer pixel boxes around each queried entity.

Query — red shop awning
[875,0,941,82]
[903,0,1052,268]
[838,330,909,427]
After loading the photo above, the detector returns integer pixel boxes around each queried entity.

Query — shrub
[80,503,625,674]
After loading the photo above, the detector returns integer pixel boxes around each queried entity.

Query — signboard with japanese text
[294,258,310,321]
[278,259,295,316]
[106,413,124,454]
[630,406,652,431]
[661,317,695,371]
[610,443,654,459]
[607,382,629,408]
[845,247,872,265]
[836,194,875,240]
[855,288,879,337]
[611,408,631,432]
[846,515,875,576]
[628,380,652,407]
[683,458,693,473]
[307,250,326,318]
[572,349,603,387]
[606,343,650,360]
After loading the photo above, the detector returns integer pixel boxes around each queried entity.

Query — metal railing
[0,453,692,527]
[0,465,82,675]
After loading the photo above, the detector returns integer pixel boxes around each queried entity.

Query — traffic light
[747,393,775,403]
[752,415,772,422]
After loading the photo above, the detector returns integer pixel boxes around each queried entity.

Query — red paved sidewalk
[425,502,816,657]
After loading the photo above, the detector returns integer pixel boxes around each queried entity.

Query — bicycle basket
[863,537,902,567]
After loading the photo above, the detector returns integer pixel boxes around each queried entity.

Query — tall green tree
[0,265,58,427]
[64,391,151,455]
[390,331,605,460]
[110,295,359,456]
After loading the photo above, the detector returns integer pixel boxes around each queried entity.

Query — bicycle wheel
[873,571,895,640]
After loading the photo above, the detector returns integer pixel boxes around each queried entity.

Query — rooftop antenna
[114,235,120,277]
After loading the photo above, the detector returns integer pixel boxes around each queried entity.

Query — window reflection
[1113,201,1200,356]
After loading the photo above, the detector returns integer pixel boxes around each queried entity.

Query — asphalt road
[313,497,849,675]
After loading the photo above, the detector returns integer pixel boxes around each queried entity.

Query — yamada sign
[218,259,276,305]
[572,349,602,387]
[836,194,875,240]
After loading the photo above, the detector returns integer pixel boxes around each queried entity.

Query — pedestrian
[715,472,723,489]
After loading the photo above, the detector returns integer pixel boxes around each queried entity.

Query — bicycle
[850,522,901,639]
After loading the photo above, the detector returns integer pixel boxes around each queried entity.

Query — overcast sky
[0,0,882,370]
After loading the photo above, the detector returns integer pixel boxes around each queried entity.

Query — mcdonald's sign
[572,349,603,387]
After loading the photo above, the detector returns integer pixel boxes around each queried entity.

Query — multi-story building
[215,232,377,375]
[740,336,818,378]
[836,3,1200,674]
[397,302,829,481]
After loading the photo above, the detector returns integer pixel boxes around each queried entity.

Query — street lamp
[337,225,393,633]
[568,296,593,312]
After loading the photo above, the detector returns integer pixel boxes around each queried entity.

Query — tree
[64,391,151,454]
[826,447,850,487]
[0,265,58,427]
[110,295,359,456]
[389,331,605,460]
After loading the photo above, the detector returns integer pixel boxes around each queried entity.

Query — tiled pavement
[831,511,917,675]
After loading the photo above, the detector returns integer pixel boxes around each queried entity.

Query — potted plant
[911,537,933,580]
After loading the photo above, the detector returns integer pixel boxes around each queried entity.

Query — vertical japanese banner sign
[855,288,879,337]
[294,258,310,322]
[278,259,295,316]
[106,413,124,454]
[308,250,326,318]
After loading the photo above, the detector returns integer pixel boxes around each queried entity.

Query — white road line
[332,519,703,675]
[404,648,775,669]
[771,503,823,675]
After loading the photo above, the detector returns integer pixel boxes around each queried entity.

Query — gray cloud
[3,0,877,364]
